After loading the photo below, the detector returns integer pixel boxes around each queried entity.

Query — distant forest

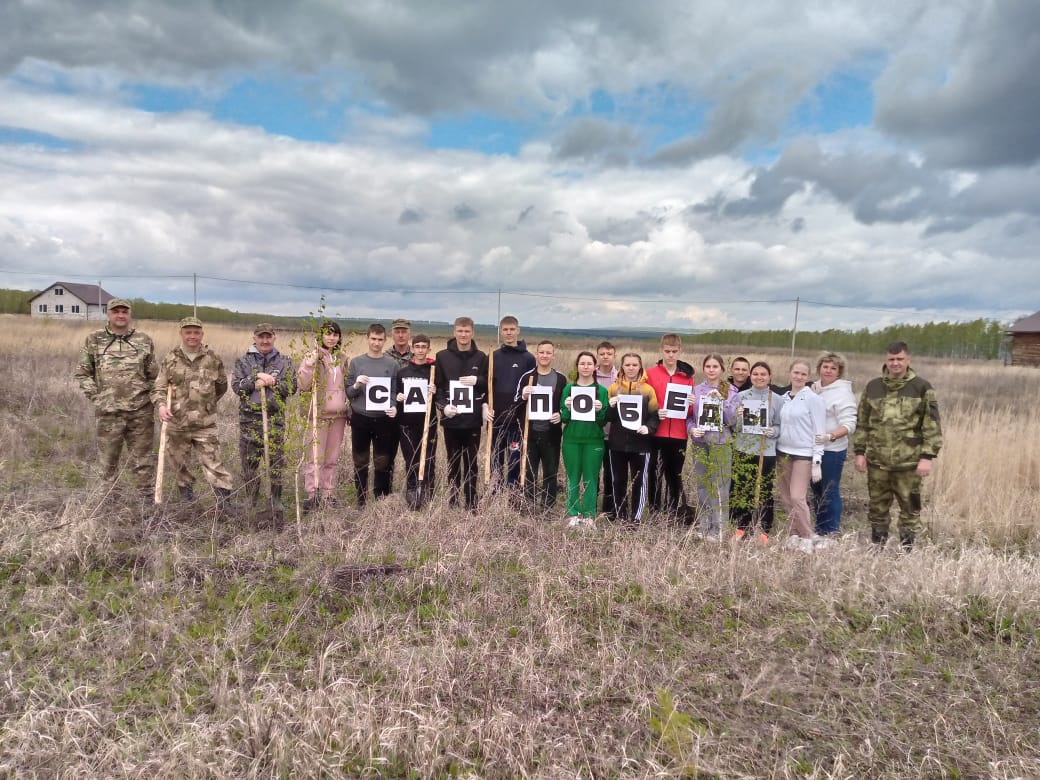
[2,288,1009,359]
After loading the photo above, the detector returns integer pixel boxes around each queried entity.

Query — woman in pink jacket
[297,320,349,510]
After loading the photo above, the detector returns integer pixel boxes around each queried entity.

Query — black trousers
[649,437,689,516]
[609,449,651,522]
[443,426,481,509]
[524,428,561,510]
[490,411,524,487]
[399,422,437,506]
[730,449,777,533]
[350,414,398,506]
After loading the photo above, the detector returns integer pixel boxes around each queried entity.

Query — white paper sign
[663,382,691,419]
[448,381,474,414]
[402,378,429,414]
[364,377,392,412]
[527,386,553,421]
[740,398,769,435]
[616,393,643,431]
[569,386,596,422]
[697,395,722,432]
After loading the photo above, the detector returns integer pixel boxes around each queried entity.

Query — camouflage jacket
[232,346,295,418]
[74,327,158,413]
[852,367,942,470]
[151,346,228,431]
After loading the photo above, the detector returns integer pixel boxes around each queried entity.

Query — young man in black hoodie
[435,317,489,510]
[514,340,568,514]
[395,333,438,509]
[486,315,536,491]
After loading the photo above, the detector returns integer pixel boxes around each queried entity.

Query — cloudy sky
[1,1,1038,332]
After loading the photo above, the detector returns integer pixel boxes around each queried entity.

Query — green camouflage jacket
[74,327,158,413]
[152,346,228,431]
[852,367,942,471]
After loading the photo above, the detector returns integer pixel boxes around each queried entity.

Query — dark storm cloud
[551,116,639,166]
[452,203,477,221]
[0,1,673,114]
[694,137,1040,233]
[875,0,1040,169]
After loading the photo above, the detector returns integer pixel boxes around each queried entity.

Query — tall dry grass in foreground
[1,315,1039,778]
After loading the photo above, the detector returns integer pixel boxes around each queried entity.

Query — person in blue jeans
[810,351,857,535]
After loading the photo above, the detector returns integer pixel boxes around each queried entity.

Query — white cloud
[1,2,1037,331]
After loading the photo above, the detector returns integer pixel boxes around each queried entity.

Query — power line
[0,266,973,317]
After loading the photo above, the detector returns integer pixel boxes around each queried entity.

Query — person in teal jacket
[560,351,609,527]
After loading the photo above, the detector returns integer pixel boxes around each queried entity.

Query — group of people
[75,301,943,548]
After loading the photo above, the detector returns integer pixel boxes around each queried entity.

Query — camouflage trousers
[239,414,286,497]
[96,405,155,488]
[866,466,923,540]
[165,426,233,491]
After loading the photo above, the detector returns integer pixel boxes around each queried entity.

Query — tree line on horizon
[0,288,1007,359]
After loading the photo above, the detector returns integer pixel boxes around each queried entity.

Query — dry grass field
[1,315,1038,778]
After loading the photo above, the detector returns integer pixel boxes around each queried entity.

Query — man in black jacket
[486,315,536,491]
[395,333,438,509]
[232,323,295,519]
[514,340,567,514]
[434,316,489,510]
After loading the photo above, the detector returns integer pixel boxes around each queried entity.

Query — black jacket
[606,379,660,453]
[492,341,536,425]
[232,346,295,418]
[513,367,568,440]
[396,359,438,432]
[434,339,489,429]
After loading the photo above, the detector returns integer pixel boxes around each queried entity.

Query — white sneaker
[812,534,835,550]
[566,516,582,528]
[580,516,596,530]
[786,534,814,553]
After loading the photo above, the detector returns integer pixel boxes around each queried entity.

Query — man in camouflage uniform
[232,323,295,519]
[153,317,235,514]
[74,297,158,496]
[853,341,943,549]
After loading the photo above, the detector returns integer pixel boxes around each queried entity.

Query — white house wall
[30,287,106,320]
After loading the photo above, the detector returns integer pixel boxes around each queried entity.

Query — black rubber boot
[870,527,889,546]
[215,487,234,519]
[899,531,915,551]
[270,485,285,528]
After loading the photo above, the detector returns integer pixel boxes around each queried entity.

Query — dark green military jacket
[852,367,942,471]
[75,327,158,413]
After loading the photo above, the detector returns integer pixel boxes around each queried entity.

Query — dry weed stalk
[1,316,1039,776]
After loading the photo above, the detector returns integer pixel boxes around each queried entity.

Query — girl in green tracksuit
[560,351,609,525]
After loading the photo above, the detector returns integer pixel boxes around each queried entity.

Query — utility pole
[790,297,800,356]
[193,273,197,317]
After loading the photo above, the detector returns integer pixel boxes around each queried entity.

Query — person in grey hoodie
[730,361,785,540]
[810,351,857,535]
[345,323,399,507]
